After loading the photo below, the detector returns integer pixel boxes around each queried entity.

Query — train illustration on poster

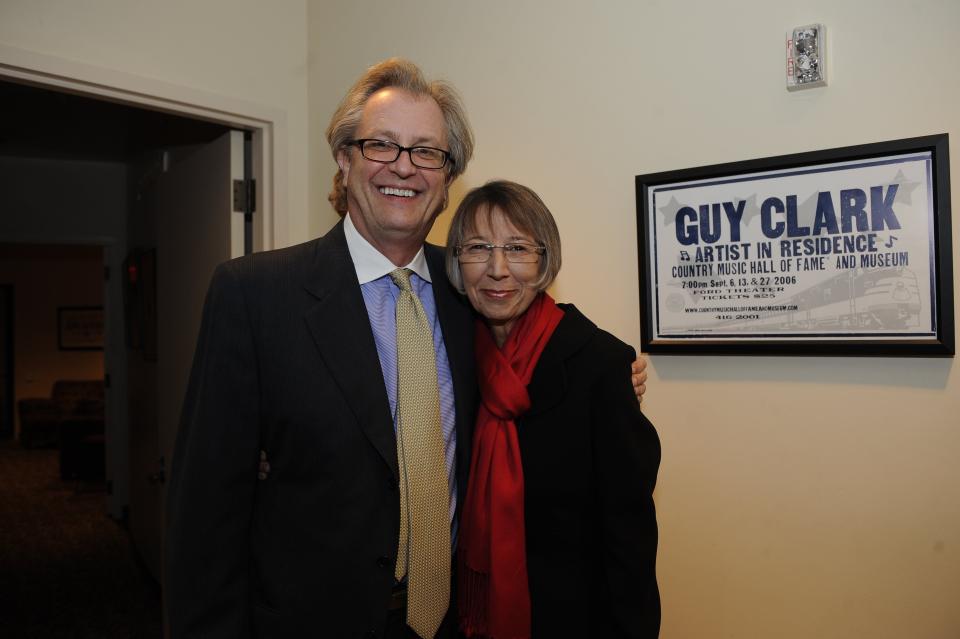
[664,266,922,334]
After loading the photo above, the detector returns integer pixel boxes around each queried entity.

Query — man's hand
[632,357,647,403]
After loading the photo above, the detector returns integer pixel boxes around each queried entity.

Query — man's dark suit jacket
[519,304,660,638]
[165,221,477,638]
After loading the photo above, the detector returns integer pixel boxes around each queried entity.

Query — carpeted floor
[0,440,163,638]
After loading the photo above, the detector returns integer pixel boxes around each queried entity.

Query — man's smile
[378,186,417,198]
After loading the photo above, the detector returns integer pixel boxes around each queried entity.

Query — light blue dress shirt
[343,213,458,525]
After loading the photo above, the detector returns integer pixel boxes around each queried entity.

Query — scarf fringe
[459,565,530,639]
[458,562,489,637]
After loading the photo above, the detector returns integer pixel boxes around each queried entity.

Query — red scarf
[458,293,564,639]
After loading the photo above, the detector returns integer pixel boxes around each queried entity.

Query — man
[165,58,648,639]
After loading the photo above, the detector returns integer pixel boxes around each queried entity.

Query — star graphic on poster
[657,195,682,228]
[889,169,921,206]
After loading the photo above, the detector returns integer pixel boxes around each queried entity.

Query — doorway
[0,72,265,635]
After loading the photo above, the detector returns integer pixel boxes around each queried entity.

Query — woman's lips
[481,289,515,300]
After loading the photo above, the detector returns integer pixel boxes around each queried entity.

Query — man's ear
[336,148,351,183]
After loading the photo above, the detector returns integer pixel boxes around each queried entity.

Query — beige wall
[308,2,959,637]
[0,0,310,247]
[0,245,105,440]
[3,1,954,635]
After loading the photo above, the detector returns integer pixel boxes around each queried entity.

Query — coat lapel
[302,222,398,480]
[525,304,595,418]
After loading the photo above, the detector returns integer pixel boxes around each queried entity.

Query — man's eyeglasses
[455,242,546,263]
[349,139,452,170]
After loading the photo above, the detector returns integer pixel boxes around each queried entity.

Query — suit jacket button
[376,555,390,569]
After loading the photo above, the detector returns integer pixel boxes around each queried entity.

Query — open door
[128,131,251,584]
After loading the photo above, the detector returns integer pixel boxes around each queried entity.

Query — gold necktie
[390,268,450,639]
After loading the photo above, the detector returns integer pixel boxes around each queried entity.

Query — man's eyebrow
[363,129,444,147]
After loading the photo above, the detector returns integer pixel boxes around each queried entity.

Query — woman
[447,180,661,638]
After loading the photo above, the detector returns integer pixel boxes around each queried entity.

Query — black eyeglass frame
[348,138,453,170]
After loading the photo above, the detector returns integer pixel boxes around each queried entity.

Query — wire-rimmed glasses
[455,242,545,263]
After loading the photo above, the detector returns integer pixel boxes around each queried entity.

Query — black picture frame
[635,134,953,356]
[58,306,104,351]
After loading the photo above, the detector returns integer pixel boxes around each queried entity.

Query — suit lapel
[302,222,398,479]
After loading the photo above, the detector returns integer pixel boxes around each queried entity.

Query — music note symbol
[885,235,898,248]
[679,250,691,262]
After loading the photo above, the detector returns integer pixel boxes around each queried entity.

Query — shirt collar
[344,212,432,285]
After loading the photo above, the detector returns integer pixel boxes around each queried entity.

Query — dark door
[0,285,13,440]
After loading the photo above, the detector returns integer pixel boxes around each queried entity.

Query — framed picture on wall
[58,306,104,351]
[635,134,954,356]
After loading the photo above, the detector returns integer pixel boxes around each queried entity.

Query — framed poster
[58,306,104,351]
[636,134,953,356]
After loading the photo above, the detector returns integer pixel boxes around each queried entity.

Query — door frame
[0,43,285,251]
[0,43,284,518]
